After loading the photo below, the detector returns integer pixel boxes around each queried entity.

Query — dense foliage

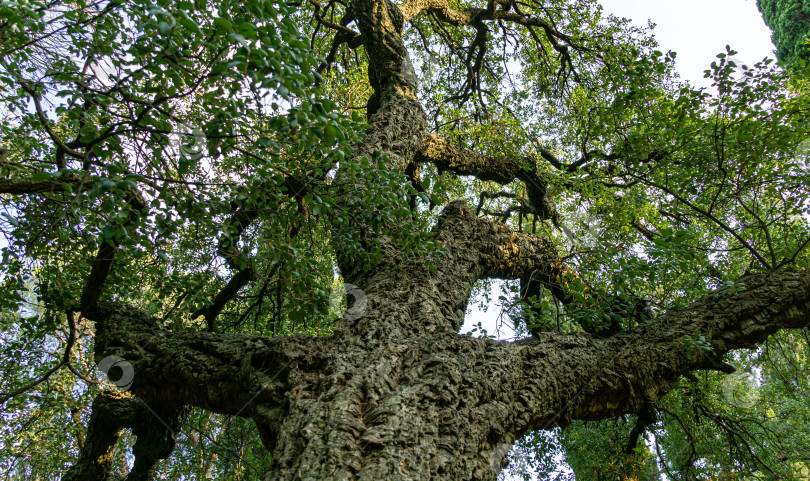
[0,0,809,479]
[757,0,810,62]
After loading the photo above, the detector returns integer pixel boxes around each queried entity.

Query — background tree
[1,0,809,480]
[757,0,810,62]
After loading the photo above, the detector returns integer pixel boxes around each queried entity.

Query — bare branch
[19,81,85,160]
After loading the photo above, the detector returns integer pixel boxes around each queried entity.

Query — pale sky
[462,0,778,339]
[600,0,775,89]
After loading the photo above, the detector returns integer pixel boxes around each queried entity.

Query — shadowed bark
[74,267,810,479]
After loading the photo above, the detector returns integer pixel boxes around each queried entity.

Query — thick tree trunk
[69,262,810,480]
[64,0,810,479]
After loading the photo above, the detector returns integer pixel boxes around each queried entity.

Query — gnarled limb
[62,391,135,481]
[507,269,810,430]
[0,173,92,195]
[71,267,810,480]
[416,133,525,183]
[127,402,190,481]
[62,390,189,481]
[416,133,557,221]
[433,201,656,337]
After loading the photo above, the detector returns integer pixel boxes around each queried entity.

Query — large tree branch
[0,172,91,195]
[415,133,557,221]
[507,269,810,430]
[330,199,573,338]
[75,268,810,479]
[63,390,189,481]
[400,0,512,26]
[62,391,134,481]
[87,302,306,413]
[434,201,659,338]
[83,300,324,460]
[437,202,570,285]
[416,132,524,183]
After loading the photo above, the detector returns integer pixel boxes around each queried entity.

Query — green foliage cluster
[485,42,810,339]
[0,0,366,332]
[757,0,810,62]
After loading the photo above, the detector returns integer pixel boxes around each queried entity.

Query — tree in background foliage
[1,0,810,480]
[757,0,810,62]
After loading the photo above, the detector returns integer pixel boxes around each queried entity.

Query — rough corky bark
[61,0,810,479]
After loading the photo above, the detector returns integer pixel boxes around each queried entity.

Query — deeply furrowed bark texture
[78,268,810,480]
[64,0,810,479]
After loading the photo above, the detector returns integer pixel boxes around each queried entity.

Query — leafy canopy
[1,0,810,479]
